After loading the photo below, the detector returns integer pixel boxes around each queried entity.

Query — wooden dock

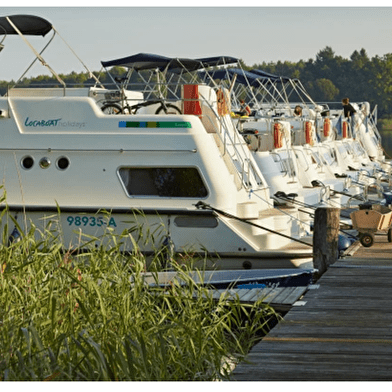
[231,234,392,381]
[205,286,309,312]
[143,269,313,311]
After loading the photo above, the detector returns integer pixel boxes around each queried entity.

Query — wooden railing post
[313,207,340,275]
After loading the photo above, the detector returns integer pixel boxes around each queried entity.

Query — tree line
[243,46,392,119]
[2,46,392,120]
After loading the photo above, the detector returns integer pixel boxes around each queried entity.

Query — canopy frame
[2,14,104,91]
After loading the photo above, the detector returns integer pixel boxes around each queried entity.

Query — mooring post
[313,207,340,275]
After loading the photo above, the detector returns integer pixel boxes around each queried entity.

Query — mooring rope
[194,201,313,247]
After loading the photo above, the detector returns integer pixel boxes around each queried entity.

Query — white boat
[0,14,314,270]
[203,69,351,204]
[207,66,390,208]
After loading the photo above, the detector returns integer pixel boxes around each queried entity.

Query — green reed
[0,205,279,380]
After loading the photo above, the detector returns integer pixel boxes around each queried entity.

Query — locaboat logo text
[24,117,86,128]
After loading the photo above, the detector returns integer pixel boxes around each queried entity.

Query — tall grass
[0,204,279,381]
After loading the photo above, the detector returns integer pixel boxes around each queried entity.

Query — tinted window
[119,167,208,198]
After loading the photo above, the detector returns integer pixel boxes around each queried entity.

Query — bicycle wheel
[155,103,182,115]
[122,105,135,115]
[101,103,123,115]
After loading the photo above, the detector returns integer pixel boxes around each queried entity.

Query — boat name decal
[24,117,86,128]
[119,121,191,129]
[66,215,117,228]
[25,117,62,127]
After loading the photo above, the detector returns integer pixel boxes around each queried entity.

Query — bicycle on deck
[100,77,182,116]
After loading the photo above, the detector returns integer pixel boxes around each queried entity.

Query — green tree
[368,54,392,116]
[312,78,340,101]
[346,49,372,103]
[351,48,370,68]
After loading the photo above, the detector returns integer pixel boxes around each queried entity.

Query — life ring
[323,118,331,137]
[342,121,348,138]
[274,122,283,149]
[305,121,314,145]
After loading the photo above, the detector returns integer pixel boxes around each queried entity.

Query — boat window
[337,145,347,157]
[323,152,334,166]
[56,156,70,170]
[174,216,218,228]
[311,151,327,166]
[311,152,321,165]
[21,156,34,170]
[281,158,296,177]
[342,143,352,154]
[353,142,366,157]
[119,167,208,198]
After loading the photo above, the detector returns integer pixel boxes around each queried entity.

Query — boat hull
[1,205,314,270]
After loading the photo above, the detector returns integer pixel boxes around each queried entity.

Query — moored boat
[0,14,314,270]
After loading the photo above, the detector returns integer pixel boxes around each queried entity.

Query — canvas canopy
[0,15,52,36]
[102,53,174,71]
[251,69,298,83]
[199,68,269,87]
[165,56,239,74]
[101,53,202,72]
[101,53,239,73]
[195,56,239,67]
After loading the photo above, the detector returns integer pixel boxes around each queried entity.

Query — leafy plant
[0,208,278,381]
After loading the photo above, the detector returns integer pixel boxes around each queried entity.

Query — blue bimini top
[0,14,52,36]
[101,53,239,73]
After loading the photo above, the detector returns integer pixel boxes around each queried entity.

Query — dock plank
[198,286,308,309]
[233,288,253,301]
[240,288,268,302]
[280,287,309,305]
[284,309,392,324]
[238,287,274,303]
[232,356,392,381]
[267,287,297,304]
[263,324,392,339]
[248,340,392,355]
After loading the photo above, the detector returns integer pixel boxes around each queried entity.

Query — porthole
[39,157,51,169]
[56,156,70,170]
[21,156,34,170]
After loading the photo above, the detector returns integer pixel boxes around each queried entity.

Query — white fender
[361,102,371,117]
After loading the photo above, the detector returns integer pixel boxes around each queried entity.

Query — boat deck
[231,234,392,381]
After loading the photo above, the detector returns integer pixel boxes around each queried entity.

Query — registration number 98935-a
[66,216,117,227]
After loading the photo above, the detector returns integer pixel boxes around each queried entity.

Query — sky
[1,3,392,82]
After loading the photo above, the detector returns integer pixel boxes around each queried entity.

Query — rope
[194,201,313,247]
[382,145,392,160]
[250,190,312,230]
[273,190,326,212]
[6,17,66,88]
[262,189,357,240]
[271,191,358,240]
[11,30,56,89]
[52,26,105,89]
